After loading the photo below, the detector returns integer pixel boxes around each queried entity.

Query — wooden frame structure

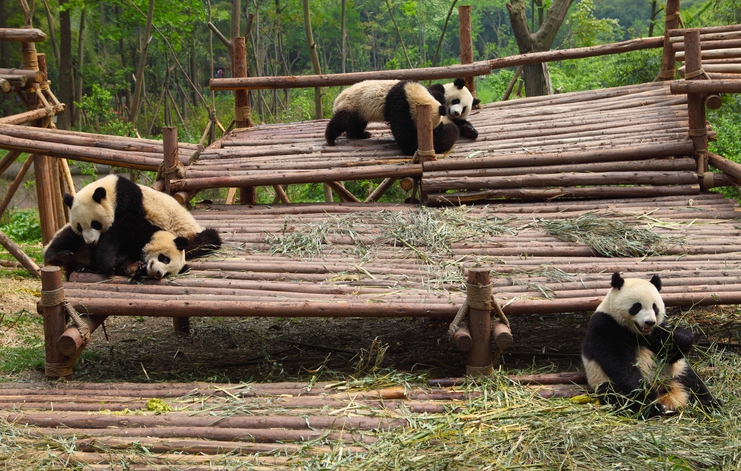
[2,4,741,379]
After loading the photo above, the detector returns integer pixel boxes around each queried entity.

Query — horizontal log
[672,38,741,51]
[423,141,695,171]
[2,411,404,431]
[0,130,162,170]
[488,36,663,70]
[0,68,44,82]
[175,164,422,191]
[423,171,699,192]
[670,79,741,94]
[0,79,9,93]
[675,47,741,60]
[668,26,741,39]
[65,298,459,318]
[708,152,741,181]
[425,184,701,204]
[210,61,493,90]
[0,123,201,156]
[427,157,697,179]
[0,106,65,126]
[32,426,374,444]
[0,28,46,42]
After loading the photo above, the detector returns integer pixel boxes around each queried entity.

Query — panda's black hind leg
[325,110,370,145]
[433,122,459,154]
[679,366,721,409]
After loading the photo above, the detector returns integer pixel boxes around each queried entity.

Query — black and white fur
[581,272,718,418]
[428,78,480,140]
[324,79,459,156]
[44,175,221,278]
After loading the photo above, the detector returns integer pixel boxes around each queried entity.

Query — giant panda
[324,79,459,156]
[52,174,221,278]
[428,78,481,140]
[581,272,719,418]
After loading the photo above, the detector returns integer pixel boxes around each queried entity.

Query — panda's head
[63,175,118,245]
[442,78,481,120]
[143,230,189,279]
[597,272,665,335]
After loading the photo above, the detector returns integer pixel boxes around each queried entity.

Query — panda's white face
[597,275,665,335]
[443,80,476,120]
[64,177,117,245]
[143,231,188,279]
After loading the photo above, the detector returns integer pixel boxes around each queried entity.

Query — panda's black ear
[92,187,107,204]
[63,193,74,209]
[473,98,481,107]
[649,274,662,292]
[611,272,625,289]
[438,105,447,116]
[454,78,465,89]
[174,236,189,251]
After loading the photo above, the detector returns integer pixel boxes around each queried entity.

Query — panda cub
[581,272,718,418]
[428,78,481,140]
[44,175,221,279]
[324,79,459,156]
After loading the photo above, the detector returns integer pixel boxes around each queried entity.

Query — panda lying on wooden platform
[581,272,719,418]
[44,175,221,280]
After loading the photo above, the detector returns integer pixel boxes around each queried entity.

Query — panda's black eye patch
[653,303,659,315]
[629,303,642,315]
[91,221,102,230]
[452,98,461,105]
[76,224,82,232]
[158,254,170,264]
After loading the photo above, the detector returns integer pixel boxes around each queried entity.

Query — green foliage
[562,0,622,48]
[0,209,42,244]
[476,70,517,103]
[75,84,135,137]
[0,346,45,374]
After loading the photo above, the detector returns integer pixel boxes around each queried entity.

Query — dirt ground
[1,269,739,383]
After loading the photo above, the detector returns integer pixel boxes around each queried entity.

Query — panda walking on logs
[324,79,459,156]
[581,272,719,418]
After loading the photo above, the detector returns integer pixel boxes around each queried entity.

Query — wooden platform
[64,192,741,320]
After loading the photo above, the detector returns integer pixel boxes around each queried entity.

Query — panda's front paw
[44,250,76,265]
[122,260,146,278]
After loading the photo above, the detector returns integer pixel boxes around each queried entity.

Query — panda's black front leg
[452,118,478,140]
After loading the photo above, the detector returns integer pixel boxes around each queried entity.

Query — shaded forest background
[0,0,739,204]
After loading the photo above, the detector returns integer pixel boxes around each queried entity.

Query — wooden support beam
[670,79,741,94]
[466,268,492,376]
[40,267,70,379]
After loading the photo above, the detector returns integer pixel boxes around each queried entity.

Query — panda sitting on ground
[44,175,221,279]
[324,79,459,156]
[581,272,719,418]
[427,77,481,140]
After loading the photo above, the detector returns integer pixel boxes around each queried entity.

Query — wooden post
[162,126,179,195]
[56,315,107,357]
[173,317,190,335]
[466,268,492,376]
[40,266,71,379]
[416,104,435,203]
[232,37,253,129]
[232,36,256,205]
[659,0,681,81]
[683,29,708,177]
[458,5,476,100]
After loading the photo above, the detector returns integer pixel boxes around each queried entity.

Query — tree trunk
[73,6,86,127]
[130,0,155,127]
[341,0,347,73]
[57,0,72,130]
[231,0,241,41]
[302,0,322,119]
[506,0,573,97]
[41,0,60,68]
